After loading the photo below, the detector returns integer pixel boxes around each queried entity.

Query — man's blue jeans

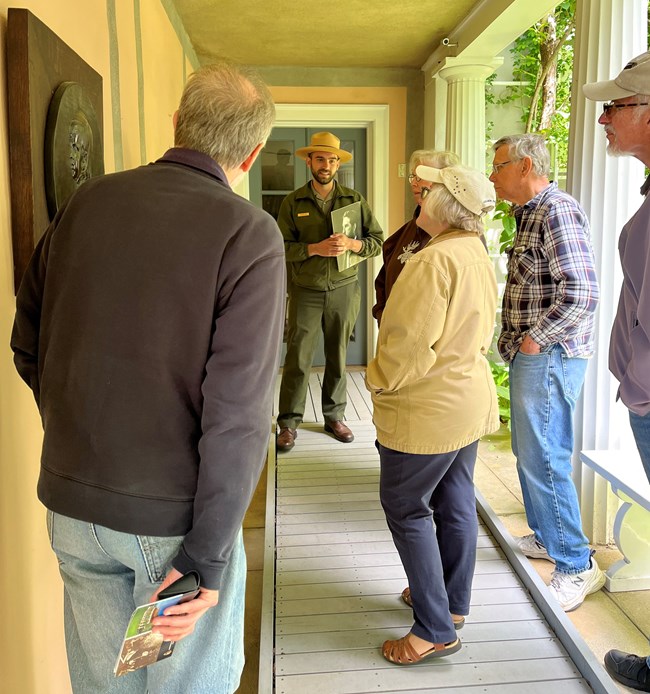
[509,345,591,574]
[48,511,246,693]
[629,410,650,484]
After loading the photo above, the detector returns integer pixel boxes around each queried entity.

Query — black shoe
[604,649,650,691]
[276,427,297,452]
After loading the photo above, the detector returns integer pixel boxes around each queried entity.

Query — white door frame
[274,103,390,362]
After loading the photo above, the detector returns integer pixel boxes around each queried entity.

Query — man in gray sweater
[11,61,285,693]
[583,50,650,694]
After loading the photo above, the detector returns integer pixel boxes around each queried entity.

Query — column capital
[437,56,503,83]
[439,56,501,172]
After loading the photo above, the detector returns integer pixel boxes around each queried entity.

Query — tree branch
[525,23,574,132]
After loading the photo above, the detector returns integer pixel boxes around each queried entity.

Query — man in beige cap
[584,50,650,693]
[276,132,383,451]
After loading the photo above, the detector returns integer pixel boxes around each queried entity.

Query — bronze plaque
[44,81,104,218]
[7,9,104,293]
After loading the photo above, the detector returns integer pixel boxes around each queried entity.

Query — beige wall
[0,2,189,691]
[115,2,143,169]
[141,0,184,162]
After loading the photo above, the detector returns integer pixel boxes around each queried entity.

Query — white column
[438,57,503,171]
[423,74,448,152]
[568,0,647,543]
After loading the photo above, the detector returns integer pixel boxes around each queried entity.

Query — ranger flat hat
[583,51,650,100]
[295,132,353,163]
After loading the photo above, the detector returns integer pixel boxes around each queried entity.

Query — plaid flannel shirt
[498,183,599,363]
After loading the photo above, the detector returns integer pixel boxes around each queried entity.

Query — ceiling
[172,0,482,69]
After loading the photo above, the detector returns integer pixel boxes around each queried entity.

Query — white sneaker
[548,558,606,612]
[516,533,554,563]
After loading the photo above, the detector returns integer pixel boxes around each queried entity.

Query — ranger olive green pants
[277,282,361,430]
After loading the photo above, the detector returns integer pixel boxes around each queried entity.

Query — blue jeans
[509,345,591,574]
[629,410,650,484]
[48,511,246,693]
[378,441,479,644]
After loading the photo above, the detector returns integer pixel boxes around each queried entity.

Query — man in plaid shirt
[489,133,604,612]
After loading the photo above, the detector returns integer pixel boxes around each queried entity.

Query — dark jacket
[278,181,383,291]
[372,207,430,324]
[10,148,286,589]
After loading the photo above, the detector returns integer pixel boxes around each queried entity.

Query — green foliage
[491,0,576,173]
[484,72,498,105]
[491,200,517,253]
[489,355,511,427]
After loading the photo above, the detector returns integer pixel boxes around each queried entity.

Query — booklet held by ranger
[331,202,364,272]
[114,571,200,677]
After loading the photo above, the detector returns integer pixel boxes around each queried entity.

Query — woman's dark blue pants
[378,440,479,644]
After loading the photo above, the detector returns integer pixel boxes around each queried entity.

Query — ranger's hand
[308,236,347,257]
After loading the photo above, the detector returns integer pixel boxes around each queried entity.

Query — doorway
[245,103,389,367]
[249,127,368,366]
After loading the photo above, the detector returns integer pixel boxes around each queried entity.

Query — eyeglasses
[408,173,423,184]
[602,101,649,116]
[420,186,431,199]
[491,160,514,175]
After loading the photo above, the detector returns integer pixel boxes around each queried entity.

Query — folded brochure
[114,570,200,677]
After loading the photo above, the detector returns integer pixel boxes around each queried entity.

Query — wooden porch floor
[261,373,617,693]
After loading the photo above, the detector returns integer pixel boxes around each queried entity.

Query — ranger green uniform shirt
[277,181,383,290]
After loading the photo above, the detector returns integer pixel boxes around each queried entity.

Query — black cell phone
[157,570,201,603]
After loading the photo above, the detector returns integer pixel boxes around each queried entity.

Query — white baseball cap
[583,51,650,101]
[416,164,496,216]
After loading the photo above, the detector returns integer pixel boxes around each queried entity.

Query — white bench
[580,449,650,592]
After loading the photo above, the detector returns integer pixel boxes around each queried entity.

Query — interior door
[249,127,369,366]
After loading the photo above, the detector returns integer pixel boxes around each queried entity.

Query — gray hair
[631,95,650,123]
[493,133,550,177]
[409,149,460,172]
[422,183,484,233]
[174,61,275,169]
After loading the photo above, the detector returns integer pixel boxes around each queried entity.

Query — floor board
[265,417,613,693]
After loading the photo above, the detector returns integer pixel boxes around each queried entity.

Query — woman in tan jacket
[366,164,499,665]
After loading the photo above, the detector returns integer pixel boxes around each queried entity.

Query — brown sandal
[400,587,466,630]
[382,634,462,665]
